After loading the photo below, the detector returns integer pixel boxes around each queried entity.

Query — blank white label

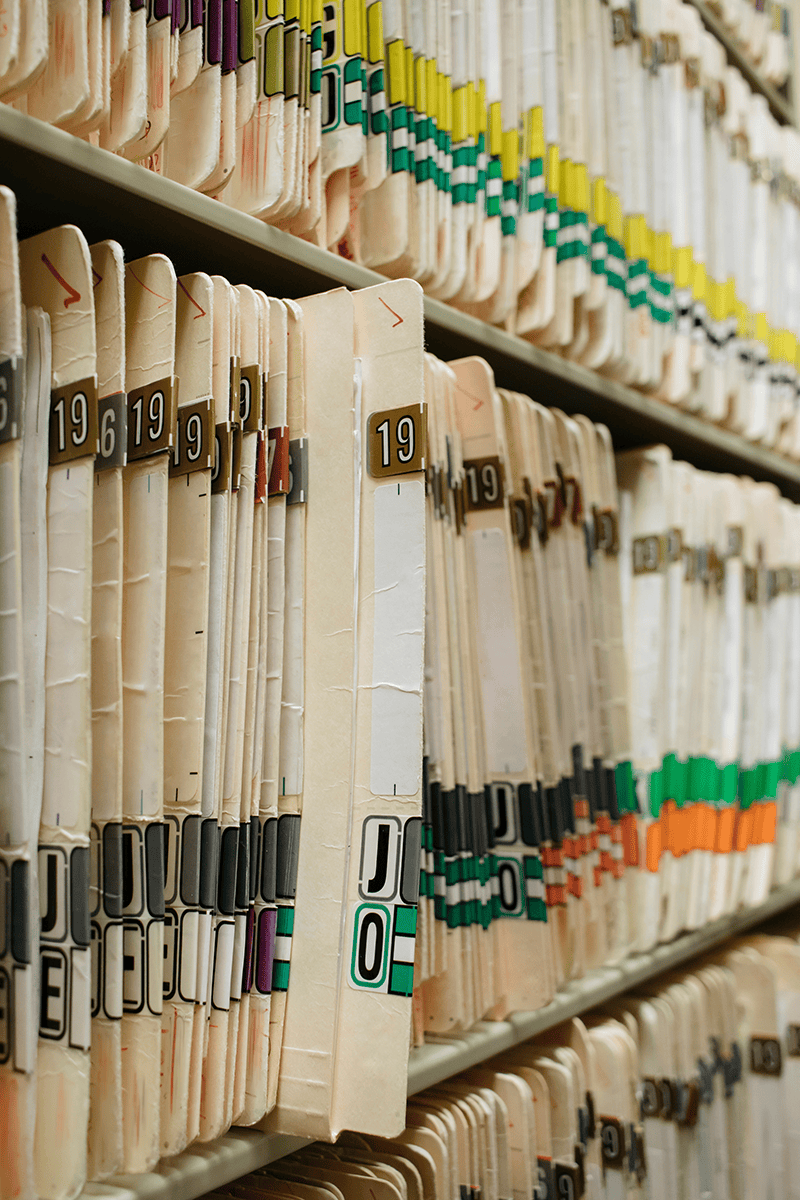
[469,527,527,775]
[370,481,425,797]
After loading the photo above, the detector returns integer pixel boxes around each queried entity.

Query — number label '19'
[463,455,505,511]
[170,398,213,477]
[127,377,177,460]
[49,377,99,466]
[367,404,427,478]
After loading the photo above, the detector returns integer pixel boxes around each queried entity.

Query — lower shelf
[83,877,800,1200]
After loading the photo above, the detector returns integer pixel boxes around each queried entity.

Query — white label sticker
[370,481,425,797]
[469,528,528,775]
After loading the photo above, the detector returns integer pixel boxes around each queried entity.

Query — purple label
[255,906,277,995]
[221,0,238,74]
[154,0,171,20]
[130,0,146,11]
[191,0,203,26]
[241,905,255,993]
[205,0,223,64]
[103,0,111,16]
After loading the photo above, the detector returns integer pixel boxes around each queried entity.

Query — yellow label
[559,157,572,209]
[653,231,672,274]
[592,177,607,226]
[624,214,647,260]
[785,331,797,364]
[343,0,361,56]
[572,162,589,214]
[737,300,750,340]
[427,58,437,121]
[415,55,427,116]
[546,143,560,194]
[285,0,299,22]
[724,277,736,319]
[405,46,415,110]
[267,0,283,18]
[692,260,707,303]
[502,129,520,182]
[312,0,322,24]
[754,311,770,345]
[466,81,477,139]
[264,24,284,93]
[453,85,469,143]
[488,101,502,157]
[477,79,487,133]
[367,1,383,63]
[386,39,406,105]
[673,245,692,289]
[527,105,545,159]
[441,73,452,133]
[608,191,623,240]
[299,0,310,34]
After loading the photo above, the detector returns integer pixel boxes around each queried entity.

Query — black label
[96,391,127,469]
[276,814,301,899]
[287,436,308,505]
[599,1117,626,1168]
[750,1036,782,1076]
[0,357,22,443]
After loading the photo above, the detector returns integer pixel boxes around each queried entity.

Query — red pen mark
[92,268,103,288]
[178,277,207,318]
[41,253,81,308]
[379,296,403,327]
[127,263,171,308]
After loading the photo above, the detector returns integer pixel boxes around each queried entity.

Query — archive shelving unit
[2,19,800,1196]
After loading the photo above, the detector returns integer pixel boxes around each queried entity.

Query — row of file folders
[202,930,800,1200]
[2,180,800,1200]
[3,0,800,449]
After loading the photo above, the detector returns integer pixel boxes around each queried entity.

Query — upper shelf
[686,0,795,126]
[4,105,800,498]
[79,877,800,1200]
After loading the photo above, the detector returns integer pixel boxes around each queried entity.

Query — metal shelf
[3,105,800,498]
[686,0,795,126]
[407,877,800,1094]
[81,879,800,1200]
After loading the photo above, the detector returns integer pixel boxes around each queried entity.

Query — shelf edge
[406,879,800,1095]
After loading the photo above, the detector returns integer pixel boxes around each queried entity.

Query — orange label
[755,800,778,845]
[646,820,663,872]
[734,807,754,853]
[715,807,736,854]
[698,804,717,852]
[620,813,639,867]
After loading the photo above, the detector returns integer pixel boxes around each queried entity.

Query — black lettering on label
[276,814,300,899]
[40,851,61,937]
[489,782,517,844]
[356,911,386,981]
[40,950,66,1038]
